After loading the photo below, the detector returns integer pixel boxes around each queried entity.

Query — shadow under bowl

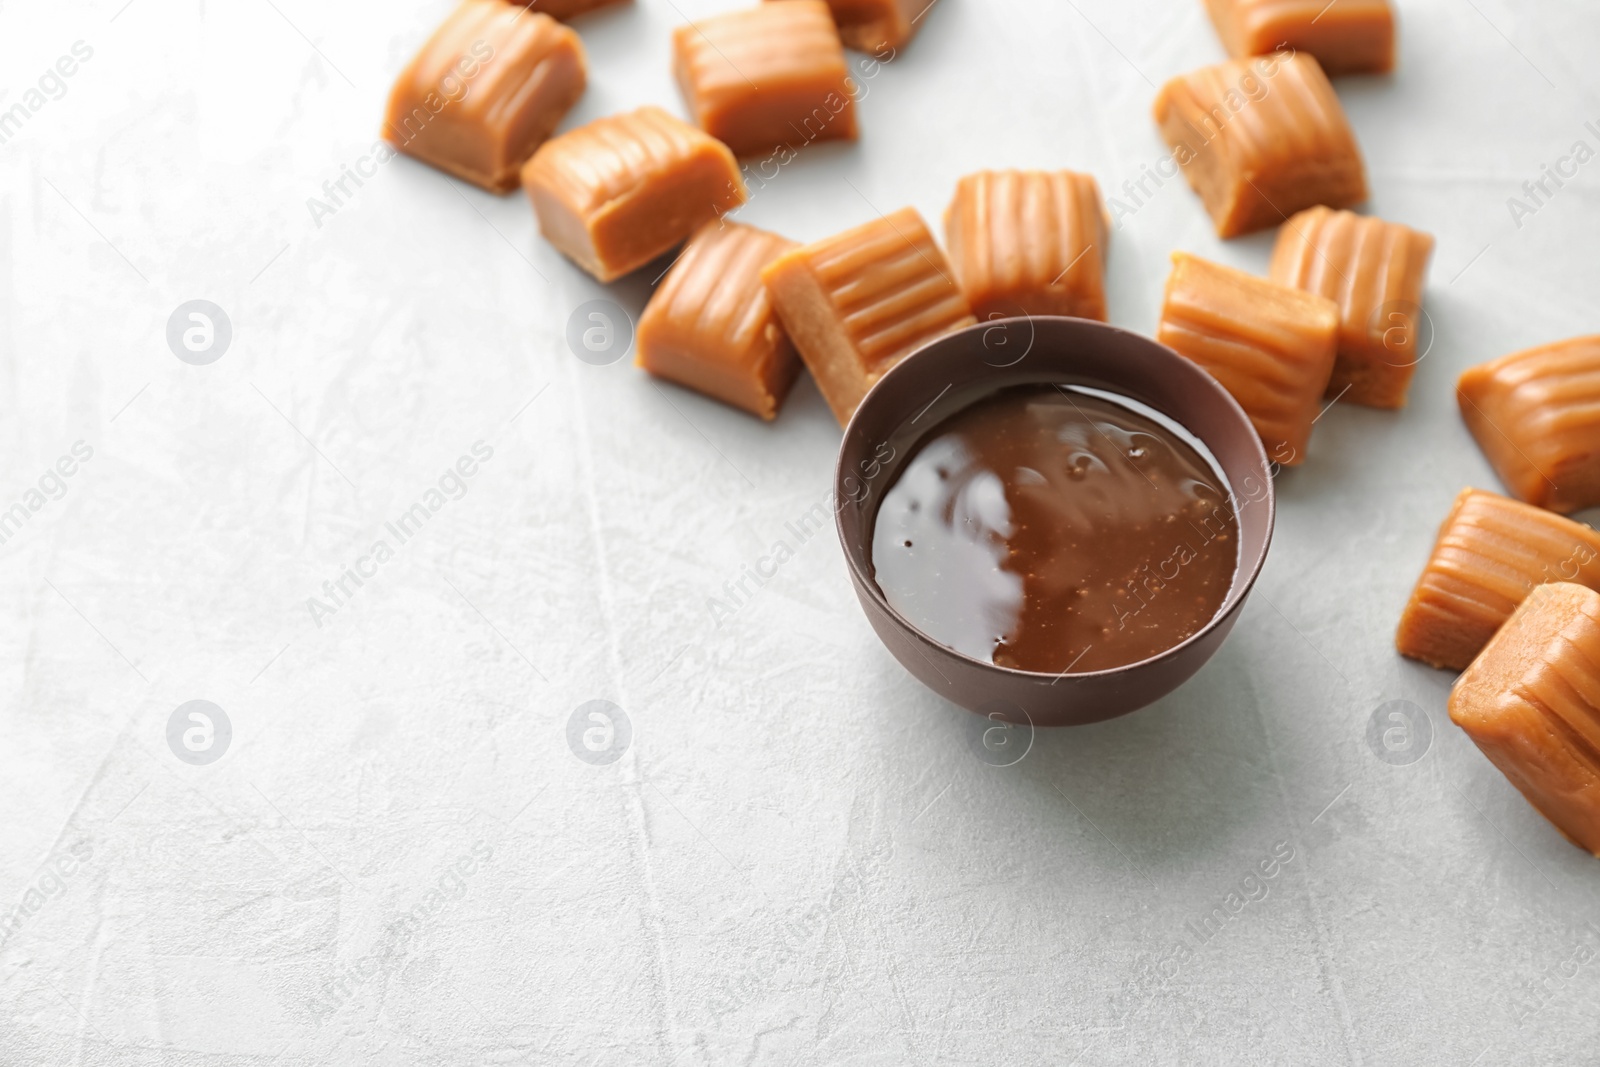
[834,316,1275,727]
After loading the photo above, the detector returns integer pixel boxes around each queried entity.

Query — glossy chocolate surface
[834,316,1276,726]
[872,384,1239,674]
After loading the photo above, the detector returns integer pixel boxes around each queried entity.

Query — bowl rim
[833,314,1277,683]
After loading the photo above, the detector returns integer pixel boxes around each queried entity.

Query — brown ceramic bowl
[834,316,1275,727]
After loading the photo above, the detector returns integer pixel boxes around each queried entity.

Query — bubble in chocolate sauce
[870,384,1241,675]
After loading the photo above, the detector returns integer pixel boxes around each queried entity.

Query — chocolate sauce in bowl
[870,383,1241,674]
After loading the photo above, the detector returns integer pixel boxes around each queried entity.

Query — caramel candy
[522,106,747,282]
[673,1,857,158]
[385,1,586,193]
[943,170,1110,323]
[637,221,800,421]
[766,0,934,53]
[1457,336,1600,515]
[520,0,630,19]
[761,208,975,426]
[1396,489,1600,671]
[1451,582,1600,856]
[1269,206,1435,409]
[1203,0,1396,76]
[1152,53,1367,238]
[1156,252,1338,466]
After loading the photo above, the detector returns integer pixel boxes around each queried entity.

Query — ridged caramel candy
[674,1,857,158]
[1451,582,1600,856]
[1269,206,1435,409]
[519,0,630,19]
[522,106,747,282]
[1156,252,1338,465]
[637,221,800,421]
[384,0,586,192]
[1152,53,1367,238]
[1203,0,1396,76]
[943,169,1110,323]
[765,0,934,52]
[761,208,975,426]
[1396,489,1600,671]
[1458,336,1600,515]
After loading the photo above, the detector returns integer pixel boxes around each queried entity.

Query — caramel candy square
[1396,489,1600,671]
[761,208,975,426]
[522,106,747,282]
[1152,53,1367,238]
[1156,252,1338,465]
[1204,0,1396,76]
[1451,582,1600,856]
[1458,336,1600,515]
[765,0,934,53]
[520,0,630,19]
[943,169,1110,323]
[637,221,800,421]
[674,1,857,158]
[1269,206,1435,409]
[385,1,586,193]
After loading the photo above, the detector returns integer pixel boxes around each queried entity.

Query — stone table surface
[3,0,1600,1063]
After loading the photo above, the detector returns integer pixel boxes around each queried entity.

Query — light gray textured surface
[4,0,1600,1063]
